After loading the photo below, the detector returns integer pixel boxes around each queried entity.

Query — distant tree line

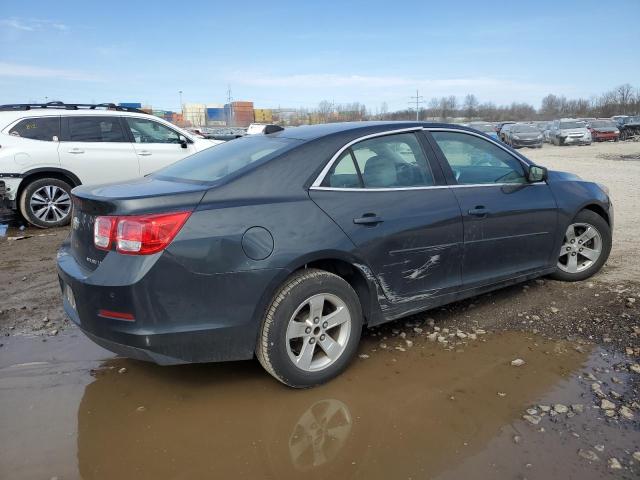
[277,83,639,125]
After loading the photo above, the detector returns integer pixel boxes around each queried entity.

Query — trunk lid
[70,176,208,271]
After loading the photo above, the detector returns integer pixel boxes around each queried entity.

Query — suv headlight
[512,135,520,140]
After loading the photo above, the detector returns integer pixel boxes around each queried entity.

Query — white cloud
[0,18,69,32]
[0,62,101,82]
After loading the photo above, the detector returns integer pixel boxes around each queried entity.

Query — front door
[309,131,463,304]
[123,117,198,174]
[427,129,558,288]
[59,116,139,184]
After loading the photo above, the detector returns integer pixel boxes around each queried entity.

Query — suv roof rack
[0,101,148,114]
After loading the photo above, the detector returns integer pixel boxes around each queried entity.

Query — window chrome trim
[309,182,546,192]
[310,127,423,188]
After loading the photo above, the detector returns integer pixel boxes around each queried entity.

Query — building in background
[254,108,273,123]
[183,103,206,127]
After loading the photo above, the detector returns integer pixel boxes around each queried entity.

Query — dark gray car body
[57,122,613,365]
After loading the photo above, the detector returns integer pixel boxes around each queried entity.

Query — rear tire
[549,210,611,282]
[256,268,363,388]
[19,177,73,228]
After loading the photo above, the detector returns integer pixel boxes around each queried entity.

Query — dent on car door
[427,130,558,287]
[309,131,463,316]
[124,117,195,174]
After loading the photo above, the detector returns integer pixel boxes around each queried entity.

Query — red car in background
[588,119,620,142]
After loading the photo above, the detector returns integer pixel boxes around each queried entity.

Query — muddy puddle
[1,331,638,479]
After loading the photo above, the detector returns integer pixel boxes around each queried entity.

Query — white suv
[0,103,223,227]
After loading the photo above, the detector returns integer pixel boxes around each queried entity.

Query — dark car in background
[587,119,620,142]
[502,123,544,148]
[613,115,640,140]
[57,122,613,387]
[468,122,499,141]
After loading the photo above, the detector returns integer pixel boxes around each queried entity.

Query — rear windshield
[154,136,299,183]
[512,124,539,133]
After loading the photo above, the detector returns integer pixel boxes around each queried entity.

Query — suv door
[427,129,558,287]
[59,116,139,184]
[123,117,197,173]
[309,130,463,311]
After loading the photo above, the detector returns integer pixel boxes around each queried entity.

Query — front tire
[256,269,363,388]
[550,210,611,282]
[19,177,73,228]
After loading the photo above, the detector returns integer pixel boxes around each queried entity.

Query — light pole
[178,90,183,113]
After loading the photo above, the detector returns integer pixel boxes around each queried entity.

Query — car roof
[0,108,153,120]
[271,121,481,141]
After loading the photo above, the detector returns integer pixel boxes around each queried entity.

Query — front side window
[125,118,181,144]
[9,117,60,141]
[431,131,527,185]
[68,116,127,142]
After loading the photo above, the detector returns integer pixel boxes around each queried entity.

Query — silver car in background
[548,119,592,146]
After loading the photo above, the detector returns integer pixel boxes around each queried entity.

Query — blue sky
[1,0,638,112]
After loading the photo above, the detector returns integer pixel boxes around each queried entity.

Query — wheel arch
[16,167,81,203]
[581,203,610,226]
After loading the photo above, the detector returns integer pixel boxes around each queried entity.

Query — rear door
[427,129,558,288]
[59,116,139,184]
[123,117,198,174]
[309,130,463,304]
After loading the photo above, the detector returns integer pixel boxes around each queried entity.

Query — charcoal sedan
[57,122,613,387]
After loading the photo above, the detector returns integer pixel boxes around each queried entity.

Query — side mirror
[528,165,547,183]
[179,135,188,148]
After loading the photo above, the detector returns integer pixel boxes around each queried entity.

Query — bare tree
[463,94,479,121]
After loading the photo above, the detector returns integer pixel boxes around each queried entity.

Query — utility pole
[409,89,424,121]
[178,90,183,119]
[226,85,233,126]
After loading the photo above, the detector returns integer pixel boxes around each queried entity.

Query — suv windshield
[591,120,616,128]
[512,124,539,133]
[155,136,300,183]
[560,121,584,129]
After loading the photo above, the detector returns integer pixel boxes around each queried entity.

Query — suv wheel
[19,178,73,228]
[257,269,363,388]
[550,210,611,282]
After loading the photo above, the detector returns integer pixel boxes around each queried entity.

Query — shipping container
[254,109,273,123]
[118,102,142,109]
[206,108,226,122]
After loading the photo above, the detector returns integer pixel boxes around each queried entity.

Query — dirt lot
[1,141,639,479]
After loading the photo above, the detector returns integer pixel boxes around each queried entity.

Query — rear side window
[323,132,434,189]
[155,135,299,183]
[9,117,60,141]
[68,116,127,142]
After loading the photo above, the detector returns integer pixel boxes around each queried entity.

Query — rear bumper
[57,239,285,364]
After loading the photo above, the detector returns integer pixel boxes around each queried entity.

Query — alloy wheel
[29,185,71,223]
[558,222,603,273]
[286,293,351,372]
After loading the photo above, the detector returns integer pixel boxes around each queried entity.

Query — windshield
[470,124,495,133]
[155,136,300,183]
[591,120,616,128]
[560,121,584,129]
[512,124,540,133]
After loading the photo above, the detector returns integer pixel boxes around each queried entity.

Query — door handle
[138,150,152,156]
[353,214,384,225]
[468,206,490,217]
[68,148,84,154]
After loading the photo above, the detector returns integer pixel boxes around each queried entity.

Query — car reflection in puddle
[72,331,600,480]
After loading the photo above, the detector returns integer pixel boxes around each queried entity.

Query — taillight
[93,211,191,255]
[94,216,116,250]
